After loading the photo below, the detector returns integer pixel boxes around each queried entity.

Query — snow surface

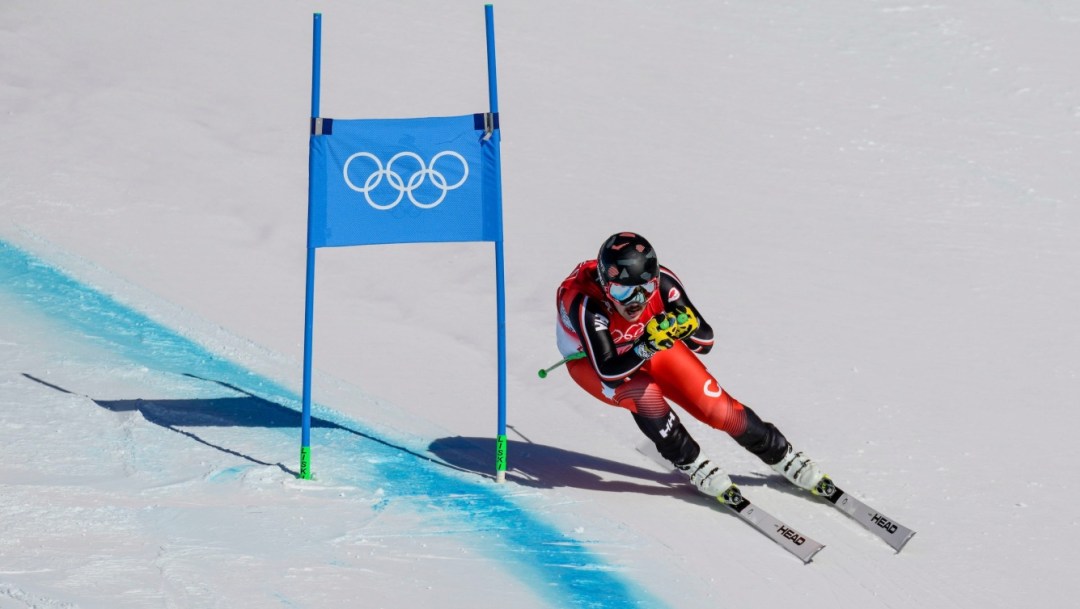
[3,1,1080,607]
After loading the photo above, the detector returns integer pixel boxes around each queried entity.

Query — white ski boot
[770,445,825,491]
[677,453,734,497]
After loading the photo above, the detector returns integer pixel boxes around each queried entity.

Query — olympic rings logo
[342,151,469,210]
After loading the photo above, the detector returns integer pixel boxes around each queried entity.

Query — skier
[555,232,828,499]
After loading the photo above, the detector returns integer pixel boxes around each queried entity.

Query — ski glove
[663,306,700,341]
[647,307,699,343]
[634,307,700,359]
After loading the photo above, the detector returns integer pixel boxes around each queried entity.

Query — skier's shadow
[429,435,790,501]
[23,372,785,501]
[21,372,453,479]
[429,435,692,497]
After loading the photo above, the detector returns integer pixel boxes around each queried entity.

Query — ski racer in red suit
[556,232,827,498]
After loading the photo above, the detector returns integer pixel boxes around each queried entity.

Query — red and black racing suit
[556,259,790,467]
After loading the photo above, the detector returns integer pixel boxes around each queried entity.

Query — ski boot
[677,453,734,497]
[770,444,826,492]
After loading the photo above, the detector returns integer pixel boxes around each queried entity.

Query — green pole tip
[496,434,508,471]
[537,369,547,378]
[299,446,313,480]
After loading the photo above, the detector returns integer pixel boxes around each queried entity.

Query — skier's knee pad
[633,411,700,467]
[734,406,790,465]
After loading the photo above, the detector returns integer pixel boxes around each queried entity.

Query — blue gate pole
[300,12,322,480]
[484,4,509,483]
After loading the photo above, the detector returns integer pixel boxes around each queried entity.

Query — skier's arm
[659,268,714,354]
[569,293,649,383]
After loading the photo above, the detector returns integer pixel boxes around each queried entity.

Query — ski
[813,478,915,552]
[717,486,824,564]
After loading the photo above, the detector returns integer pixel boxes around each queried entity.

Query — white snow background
[3,1,1079,607]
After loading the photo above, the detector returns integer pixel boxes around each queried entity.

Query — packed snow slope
[2,1,1079,608]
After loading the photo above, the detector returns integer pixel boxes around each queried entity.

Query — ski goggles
[604,278,658,305]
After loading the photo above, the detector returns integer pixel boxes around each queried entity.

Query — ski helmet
[596,232,659,302]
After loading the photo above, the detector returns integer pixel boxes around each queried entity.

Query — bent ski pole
[537,351,586,378]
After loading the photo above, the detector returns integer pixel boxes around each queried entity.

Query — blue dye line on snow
[0,239,669,609]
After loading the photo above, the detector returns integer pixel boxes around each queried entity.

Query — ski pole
[537,351,586,378]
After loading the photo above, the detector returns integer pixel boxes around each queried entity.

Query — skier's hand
[665,306,700,341]
[646,308,699,343]
[631,313,671,359]
[643,312,678,351]
[635,309,701,359]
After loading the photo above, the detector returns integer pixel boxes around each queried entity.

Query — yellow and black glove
[634,307,700,359]
[663,306,700,341]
